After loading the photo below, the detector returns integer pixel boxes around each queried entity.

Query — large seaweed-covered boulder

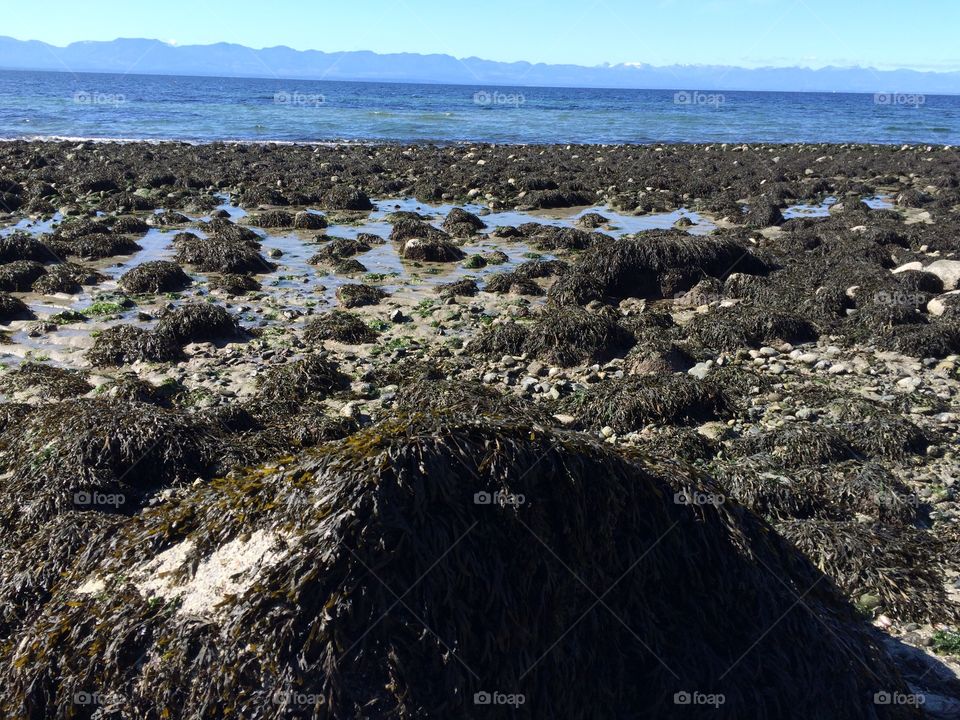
[549,231,768,305]
[0,413,916,719]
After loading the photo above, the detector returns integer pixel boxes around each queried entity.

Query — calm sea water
[1,69,958,145]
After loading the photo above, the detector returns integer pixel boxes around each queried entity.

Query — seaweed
[436,278,479,298]
[564,374,732,431]
[0,413,915,719]
[303,310,380,344]
[0,260,46,291]
[174,232,273,273]
[779,519,958,624]
[521,305,635,367]
[251,353,347,414]
[0,293,34,322]
[0,361,92,399]
[118,261,192,294]
[336,283,388,308]
[155,303,243,344]
[87,325,184,366]
[208,272,262,296]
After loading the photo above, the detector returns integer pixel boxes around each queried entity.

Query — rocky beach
[1,140,959,718]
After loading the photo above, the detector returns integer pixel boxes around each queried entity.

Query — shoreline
[1,136,956,149]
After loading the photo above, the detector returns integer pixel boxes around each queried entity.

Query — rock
[768,362,786,375]
[320,186,373,211]
[828,363,849,375]
[925,259,960,291]
[697,421,730,441]
[892,261,923,274]
[600,426,616,438]
[797,352,819,365]
[389,309,405,323]
[928,290,960,317]
[293,211,327,230]
[688,362,711,380]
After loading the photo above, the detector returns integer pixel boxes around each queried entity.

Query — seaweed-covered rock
[155,303,243,344]
[52,233,142,260]
[319,185,373,211]
[399,236,466,262]
[31,263,103,295]
[173,234,274,273]
[0,413,915,719]
[779,519,956,624]
[437,278,479,298]
[208,273,262,296]
[686,305,819,352]
[336,283,388,308]
[471,306,633,367]
[252,353,346,414]
[308,237,372,264]
[87,325,183,366]
[550,232,767,305]
[0,293,33,322]
[0,260,46,292]
[441,207,486,237]
[248,210,295,228]
[118,261,192,294]
[0,398,220,531]
[294,211,327,230]
[484,272,544,296]
[0,232,56,263]
[565,375,732,431]
[744,201,785,228]
[303,310,379,344]
[0,362,92,400]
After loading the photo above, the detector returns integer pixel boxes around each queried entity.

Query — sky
[3,0,959,71]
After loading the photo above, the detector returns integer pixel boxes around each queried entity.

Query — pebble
[768,362,786,375]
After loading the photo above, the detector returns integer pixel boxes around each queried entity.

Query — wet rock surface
[1,141,959,718]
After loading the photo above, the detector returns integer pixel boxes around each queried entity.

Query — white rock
[925,259,960,290]
[891,261,923,274]
[927,290,960,317]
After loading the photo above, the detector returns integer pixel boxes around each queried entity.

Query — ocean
[1,69,958,145]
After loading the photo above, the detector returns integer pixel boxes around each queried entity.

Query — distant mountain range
[1,36,958,94]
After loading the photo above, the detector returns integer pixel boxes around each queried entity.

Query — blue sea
[1,69,958,145]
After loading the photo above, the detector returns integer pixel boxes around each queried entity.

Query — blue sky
[4,0,959,71]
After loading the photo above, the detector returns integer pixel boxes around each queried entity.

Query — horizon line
[3,35,960,76]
